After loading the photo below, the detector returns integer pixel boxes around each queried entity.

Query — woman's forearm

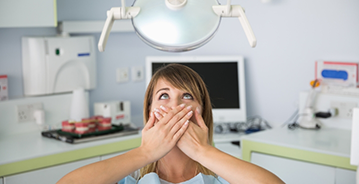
[195,146,284,184]
[57,147,151,184]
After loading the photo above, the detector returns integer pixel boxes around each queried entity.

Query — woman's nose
[169,98,183,107]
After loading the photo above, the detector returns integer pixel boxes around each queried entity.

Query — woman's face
[150,78,201,123]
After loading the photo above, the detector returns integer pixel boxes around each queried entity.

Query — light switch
[132,66,144,82]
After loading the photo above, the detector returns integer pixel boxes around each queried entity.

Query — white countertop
[0,129,243,166]
[241,127,351,157]
[0,130,141,165]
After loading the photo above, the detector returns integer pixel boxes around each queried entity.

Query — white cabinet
[215,142,241,158]
[335,168,356,184]
[251,152,335,184]
[251,152,356,184]
[3,157,99,184]
[0,0,57,28]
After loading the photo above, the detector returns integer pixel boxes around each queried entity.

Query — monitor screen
[151,62,239,109]
[146,56,246,123]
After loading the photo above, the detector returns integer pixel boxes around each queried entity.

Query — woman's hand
[154,105,210,161]
[176,107,210,161]
[140,104,193,162]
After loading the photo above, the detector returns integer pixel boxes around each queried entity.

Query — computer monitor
[145,56,247,124]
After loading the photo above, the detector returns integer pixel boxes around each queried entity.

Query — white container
[70,88,89,121]
[94,101,131,125]
[22,36,97,96]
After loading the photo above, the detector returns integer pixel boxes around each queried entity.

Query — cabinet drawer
[251,152,335,184]
[4,157,99,184]
[335,168,356,184]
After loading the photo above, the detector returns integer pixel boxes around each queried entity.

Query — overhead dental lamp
[98,0,257,52]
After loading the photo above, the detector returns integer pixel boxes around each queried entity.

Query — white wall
[190,0,359,126]
[0,0,358,130]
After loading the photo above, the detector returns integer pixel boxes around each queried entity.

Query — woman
[58,64,284,184]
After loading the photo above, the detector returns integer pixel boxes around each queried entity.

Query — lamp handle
[98,5,140,52]
[236,6,257,48]
[212,5,257,48]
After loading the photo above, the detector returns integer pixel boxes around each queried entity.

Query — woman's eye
[183,93,193,100]
[159,93,169,100]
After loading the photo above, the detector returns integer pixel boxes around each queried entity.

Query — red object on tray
[61,116,113,134]
[98,117,112,131]
[74,121,90,134]
[91,115,104,120]
[82,118,97,133]
[62,120,75,132]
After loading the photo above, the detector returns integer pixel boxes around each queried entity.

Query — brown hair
[141,63,215,177]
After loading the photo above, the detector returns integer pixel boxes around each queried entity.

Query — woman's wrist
[192,144,214,162]
[134,146,156,164]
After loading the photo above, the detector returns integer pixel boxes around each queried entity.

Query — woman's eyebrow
[155,88,170,94]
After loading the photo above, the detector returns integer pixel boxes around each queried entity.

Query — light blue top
[119,172,229,184]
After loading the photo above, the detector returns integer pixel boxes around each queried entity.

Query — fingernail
[154,112,160,118]
[184,120,189,125]
[179,104,185,108]
[150,112,153,117]
[160,105,166,111]
[154,108,160,112]
[187,111,193,117]
[186,105,192,110]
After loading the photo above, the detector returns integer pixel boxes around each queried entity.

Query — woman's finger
[143,112,156,131]
[160,105,169,113]
[156,104,185,125]
[168,109,193,137]
[165,105,193,131]
[195,107,207,129]
[154,105,171,120]
[154,111,164,120]
[172,119,189,141]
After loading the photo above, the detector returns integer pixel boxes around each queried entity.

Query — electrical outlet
[16,103,43,123]
[330,101,357,119]
[116,67,129,83]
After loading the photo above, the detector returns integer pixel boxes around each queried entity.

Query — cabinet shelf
[0,0,57,28]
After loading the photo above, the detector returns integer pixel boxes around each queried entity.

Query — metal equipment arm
[213,1,257,48]
[98,3,140,52]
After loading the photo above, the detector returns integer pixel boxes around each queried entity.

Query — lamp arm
[236,6,257,47]
[98,6,140,52]
[213,5,257,48]
[98,10,115,52]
